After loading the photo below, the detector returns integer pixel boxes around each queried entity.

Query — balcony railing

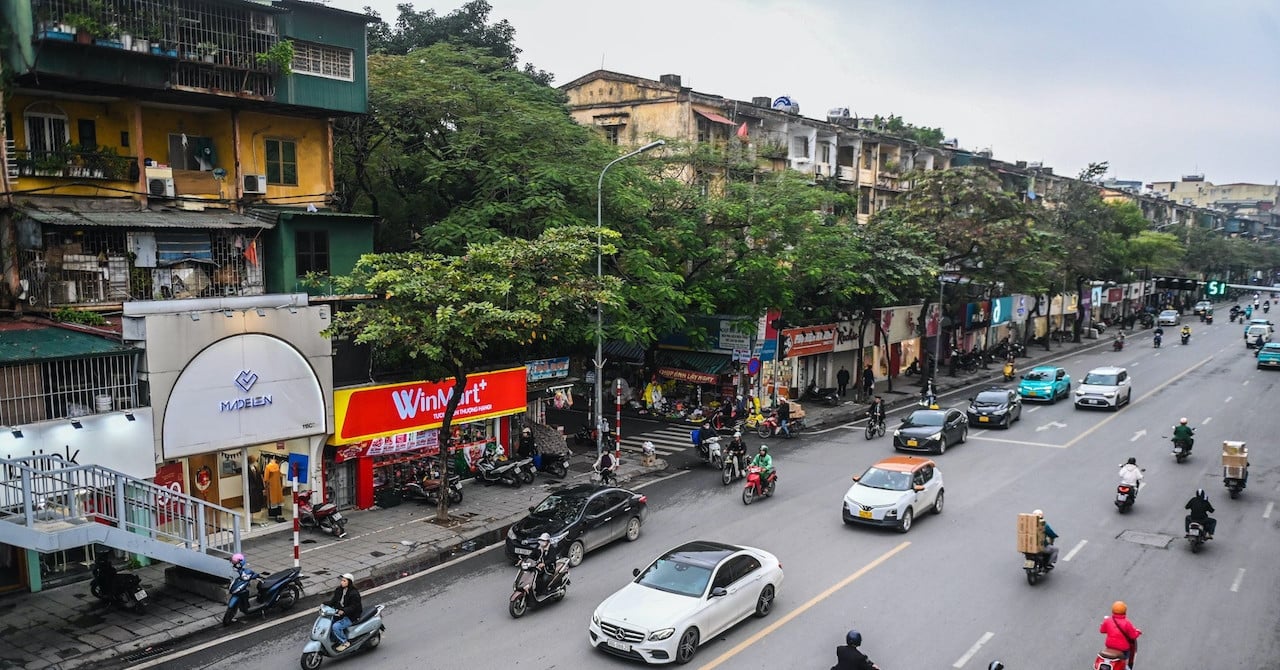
[0,353,141,425]
[10,148,136,181]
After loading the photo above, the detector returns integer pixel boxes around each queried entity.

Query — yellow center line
[1062,354,1214,449]
[696,541,911,670]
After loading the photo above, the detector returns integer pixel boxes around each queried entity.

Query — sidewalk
[0,451,667,670]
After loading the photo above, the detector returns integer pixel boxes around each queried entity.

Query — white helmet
[538,532,551,546]
[1032,509,1043,517]
[1179,417,1188,425]
[733,431,742,439]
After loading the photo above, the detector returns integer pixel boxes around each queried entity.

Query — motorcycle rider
[1173,417,1195,453]
[528,533,561,594]
[1180,324,1192,342]
[750,445,774,485]
[775,400,792,438]
[694,422,715,459]
[726,431,748,471]
[1184,488,1217,539]
[1032,509,1059,568]
[1118,457,1144,491]
[594,449,617,483]
[831,629,879,670]
[1113,331,1126,349]
[325,573,362,652]
[1099,601,1142,664]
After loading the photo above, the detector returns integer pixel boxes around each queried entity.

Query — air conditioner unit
[145,167,175,198]
[243,174,268,194]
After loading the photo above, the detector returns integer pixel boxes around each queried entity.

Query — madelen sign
[332,367,527,445]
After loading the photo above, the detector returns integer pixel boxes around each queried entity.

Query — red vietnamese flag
[737,122,749,140]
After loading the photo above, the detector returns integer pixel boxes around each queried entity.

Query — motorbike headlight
[649,628,676,641]
[507,527,516,540]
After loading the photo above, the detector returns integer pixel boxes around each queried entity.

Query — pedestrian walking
[861,366,875,401]
[836,367,851,397]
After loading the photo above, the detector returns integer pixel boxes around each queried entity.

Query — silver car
[1157,310,1181,326]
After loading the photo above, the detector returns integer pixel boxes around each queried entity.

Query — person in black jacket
[326,573,363,651]
[1184,488,1216,538]
[833,629,879,670]
[776,401,792,438]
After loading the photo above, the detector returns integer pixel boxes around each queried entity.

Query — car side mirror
[851,475,861,482]
[913,485,925,492]
[1018,375,1025,380]
[632,568,641,577]
[528,506,536,513]
[710,587,727,598]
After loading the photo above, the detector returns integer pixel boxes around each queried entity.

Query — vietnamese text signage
[525,356,570,383]
[781,325,836,357]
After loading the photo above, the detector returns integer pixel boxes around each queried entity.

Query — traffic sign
[747,358,760,375]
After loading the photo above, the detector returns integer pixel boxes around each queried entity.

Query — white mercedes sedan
[588,540,783,665]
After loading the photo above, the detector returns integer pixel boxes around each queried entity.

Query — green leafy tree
[328,226,621,519]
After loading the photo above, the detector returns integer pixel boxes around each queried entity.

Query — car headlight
[885,508,898,517]
[1074,389,1084,396]
[929,432,942,441]
[1103,392,1116,398]
[893,429,901,437]
[649,628,675,641]
[592,611,601,626]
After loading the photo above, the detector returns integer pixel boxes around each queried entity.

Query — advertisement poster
[333,367,527,444]
[153,462,186,525]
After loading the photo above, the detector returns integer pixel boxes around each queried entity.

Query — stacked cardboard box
[787,400,806,419]
[1017,513,1045,553]
[1223,441,1248,479]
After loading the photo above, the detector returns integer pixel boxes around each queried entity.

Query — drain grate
[117,645,173,664]
[1117,530,1174,548]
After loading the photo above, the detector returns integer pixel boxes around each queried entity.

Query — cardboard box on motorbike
[785,400,805,419]
[1222,440,1248,478]
[1017,513,1045,554]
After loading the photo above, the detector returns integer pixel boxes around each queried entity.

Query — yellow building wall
[565,79,692,145]
[6,94,331,203]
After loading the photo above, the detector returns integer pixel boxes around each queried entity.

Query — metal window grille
[292,41,353,81]
[0,353,140,425]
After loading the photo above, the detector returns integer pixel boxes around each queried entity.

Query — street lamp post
[595,140,665,457]
[933,275,946,386]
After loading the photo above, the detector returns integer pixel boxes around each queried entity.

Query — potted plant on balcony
[197,42,219,63]
[63,13,102,44]
[34,149,69,177]
[254,40,294,76]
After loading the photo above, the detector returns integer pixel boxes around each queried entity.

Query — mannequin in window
[247,454,266,524]
[264,455,284,521]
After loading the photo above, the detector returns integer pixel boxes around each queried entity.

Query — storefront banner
[875,306,922,345]
[333,367,527,445]
[525,357,569,382]
[782,325,836,357]
[1013,295,1031,323]
[925,304,941,337]
[833,320,864,352]
[1091,286,1104,307]
[965,301,991,330]
[991,297,1013,325]
[718,320,753,352]
[162,334,327,460]
[658,367,719,385]
[153,461,186,525]
[1108,287,1123,304]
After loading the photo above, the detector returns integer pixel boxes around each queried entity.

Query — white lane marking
[1264,502,1274,519]
[1243,379,1250,386]
[1225,396,1233,403]
[1062,539,1088,562]
[1130,429,1147,442]
[971,429,990,437]
[1231,568,1246,593]
[969,435,1067,449]
[952,631,995,668]
[1035,420,1067,432]
[1026,406,1040,413]
[1064,355,1214,449]
[1202,417,1212,425]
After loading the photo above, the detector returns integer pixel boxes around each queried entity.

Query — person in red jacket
[1099,601,1142,664]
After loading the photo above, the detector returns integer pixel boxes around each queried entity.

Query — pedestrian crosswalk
[616,423,699,457]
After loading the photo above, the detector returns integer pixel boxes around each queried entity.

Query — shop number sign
[333,367,528,444]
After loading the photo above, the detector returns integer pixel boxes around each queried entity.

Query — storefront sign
[718,320,752,351]
[153,462,185,525]
[657,367,719,385]
[991,297,1013,325]
[162,334,327,460]
[525,356,570,382]
[833,320,864,352]
[965,301,991,330]
[333,367,527,445]
[1108,287,1123,303]
[781,325,836,357]
[875,306,923,345]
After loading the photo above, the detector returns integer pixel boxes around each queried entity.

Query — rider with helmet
[750,445,774,484]
[1032,509,1059,568]
[1118,457,1144,489]
[1099,601,1142,663]
[528,533,561,593]
[1184,489,1216,538]
[832,629,879,670]
[1173,418,1195,453]
[325,573,362,651]
[726,432,748,470]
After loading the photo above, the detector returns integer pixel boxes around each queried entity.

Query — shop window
[265,138,298,186]
[295,230,330,277]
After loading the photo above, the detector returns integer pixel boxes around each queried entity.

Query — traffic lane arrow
[1035,421,1068,432]
[1130,429,1147,442]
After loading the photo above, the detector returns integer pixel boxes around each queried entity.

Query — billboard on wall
[781,325,836,357]
[875,306,923,345]
[991,297,1013,325]
[965,301,991,330]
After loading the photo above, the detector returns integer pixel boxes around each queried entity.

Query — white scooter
[300,603,386,669]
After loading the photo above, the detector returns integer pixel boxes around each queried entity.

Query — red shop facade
[327,367,528,509]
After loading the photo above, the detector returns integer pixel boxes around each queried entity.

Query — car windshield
[635,558,713,598]
[858,467,913,491]
[530,494,585,522]
[905,410,945,426]
[1083,373,1118,385]
[975,391,1008,404]
[1160,311,1177,317]
[1024,370,1053,382]
[1264,344,1280,351]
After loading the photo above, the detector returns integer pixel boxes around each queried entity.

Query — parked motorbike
[476,454,522,487]
[1094,650,1129,670]
[721,450,745,485]
[90,554,148,613]
[1186,521,1210,553]
[741,465,777,505]
[802,385,840,407]
[1022,549,1052,585]
[222,565,304,626]
[1115,483,1138,514]
[512,457,537,485]
[299,490,348,538]
[300,603,386,669]
[574,423,615,447]
[399,466,463,506]
[508,556,570,618]
[539,451,570,479]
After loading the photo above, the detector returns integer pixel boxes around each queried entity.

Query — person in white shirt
[1118,457,1144,488]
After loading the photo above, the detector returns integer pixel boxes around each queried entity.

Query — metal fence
[0,353,140,425]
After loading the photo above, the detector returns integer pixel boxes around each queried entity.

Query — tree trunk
[1073,277,1087,343]
[436,366,469,521]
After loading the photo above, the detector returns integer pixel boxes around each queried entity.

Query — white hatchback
[1074,366,1132,410]
[589,541,783,665]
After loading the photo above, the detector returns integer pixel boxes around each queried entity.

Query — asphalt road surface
[138,319,1280,669]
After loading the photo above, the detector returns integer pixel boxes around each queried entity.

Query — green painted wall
[264,211,375,295]
[273,1,368,114]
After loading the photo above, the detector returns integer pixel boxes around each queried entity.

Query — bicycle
[864,416,886,440]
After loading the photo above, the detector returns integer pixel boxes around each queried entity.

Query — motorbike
[756,414,803,438]
[703,435,723,469]
[1094,650,1129,670]
[1205,312,1214,324]
[1169,428,1194,464]
[508,556,570,618]
[721,450,746,485]
[299,490,348,538]
[1022,548,1052,585]
[512,457,537,485]
[1112,338,1125,351]
[400,466,463,506]
[1115,483,1138,513]
[802,385,840,407]
[222,565,305,626]
[574,423,615,447]
[539,451,570,479]
[300,603,386,669]
[1180,331,1191,345]
[1002,360,1017,381]
[1224,468,1247,499]
[1186,521,1210,553]
[741,465,777,505]
[593,462,617,486]
[1153,333,1162,348]
[90,556,148,613]
[475,454,522,487]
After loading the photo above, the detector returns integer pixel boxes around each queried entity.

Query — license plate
[135,589,148,600]
[1116,493,1127,502]
[332,513,343,521]
[906,439,918,447]
[605,639,632,652]
[1023,559,1036,569]
[978,416,989,423]
[514,547,531,555]
[857,509,872,519]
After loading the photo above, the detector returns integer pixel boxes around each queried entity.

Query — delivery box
[1222,441,1248,478]
[1017,513,1045,554]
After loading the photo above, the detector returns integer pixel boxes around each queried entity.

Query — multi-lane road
[143,318,1280,669]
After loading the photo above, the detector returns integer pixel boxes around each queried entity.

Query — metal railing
[0,455,241,561]
[9,148,135,181]
[0,353,141,425]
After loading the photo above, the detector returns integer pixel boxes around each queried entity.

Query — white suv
[1074,366,1132,410]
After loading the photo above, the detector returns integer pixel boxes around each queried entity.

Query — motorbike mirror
[632,568,640,577]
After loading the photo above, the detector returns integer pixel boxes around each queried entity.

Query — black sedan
[893,408,968,454]
[966,388,1022,428]
[505,484,647,567]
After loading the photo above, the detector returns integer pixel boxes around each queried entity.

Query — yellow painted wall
[6,94,331,203]
[565,79,691,145]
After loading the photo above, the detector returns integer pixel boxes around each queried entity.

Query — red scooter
[1094,650,1128,670]
[742,465,777,505]
[299,489,347,538]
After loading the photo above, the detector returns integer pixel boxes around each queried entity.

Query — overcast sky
[334,0,1280,185]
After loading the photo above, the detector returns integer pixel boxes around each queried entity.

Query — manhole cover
[1117,530,1173,548]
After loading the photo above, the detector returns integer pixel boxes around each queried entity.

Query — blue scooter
[301,603,386,669]
[222,565,305,625]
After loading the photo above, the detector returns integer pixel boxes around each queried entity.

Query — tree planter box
[94,39,124,49]
[39,30,75,41]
